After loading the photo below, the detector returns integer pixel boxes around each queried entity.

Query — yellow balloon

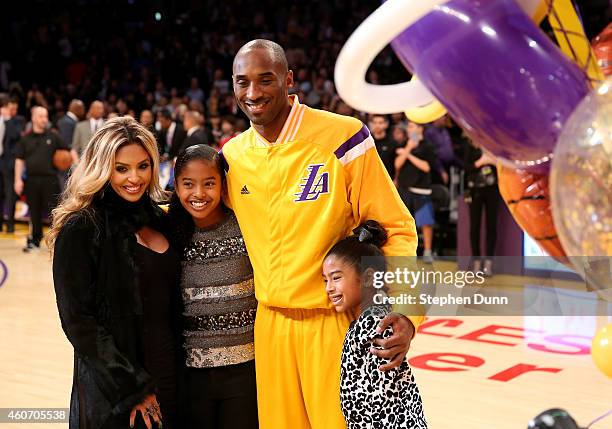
[403,76,447,124]
[592,324,612,377]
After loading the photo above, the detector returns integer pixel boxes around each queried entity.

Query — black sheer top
[134,242,181,429]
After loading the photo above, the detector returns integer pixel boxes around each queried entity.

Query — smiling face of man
[232,45,293,139]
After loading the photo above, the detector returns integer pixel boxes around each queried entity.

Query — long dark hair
[325,220,388,276]
[168,144,225,250]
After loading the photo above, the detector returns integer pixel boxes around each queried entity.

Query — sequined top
[181,211,256,368]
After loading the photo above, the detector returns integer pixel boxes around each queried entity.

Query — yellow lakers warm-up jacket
[221,96,423,329]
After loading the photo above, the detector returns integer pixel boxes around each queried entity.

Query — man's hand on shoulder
[369,312,415,371]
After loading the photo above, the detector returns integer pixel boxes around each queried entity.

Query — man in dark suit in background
[181,110,214,152]
[157,108,187,160]
[56,99,84,190]
[139,109,159,146]
[57,99,84,148]
[0,96,25,233]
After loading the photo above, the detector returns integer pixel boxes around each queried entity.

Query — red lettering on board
[417,319,464,337]
[409,353,485,372]
[458,325,541,347]
[488,364,562,382]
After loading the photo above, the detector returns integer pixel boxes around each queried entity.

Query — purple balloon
[390,0,590,168]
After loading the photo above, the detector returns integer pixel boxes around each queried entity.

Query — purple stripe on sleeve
[334,124,370,160]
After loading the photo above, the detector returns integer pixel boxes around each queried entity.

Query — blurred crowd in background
[1,0,609,258]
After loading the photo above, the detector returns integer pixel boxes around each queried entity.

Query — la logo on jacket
[294,164,329,202]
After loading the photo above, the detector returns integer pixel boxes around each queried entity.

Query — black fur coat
[52,187,180,429]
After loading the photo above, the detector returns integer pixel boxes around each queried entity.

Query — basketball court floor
[1,225,611,428]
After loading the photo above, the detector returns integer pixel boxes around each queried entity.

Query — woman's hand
[130,393,163,429]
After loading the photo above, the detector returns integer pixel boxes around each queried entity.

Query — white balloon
[334,0,448,114]
[550,78,612,294]
[334,0,547,114]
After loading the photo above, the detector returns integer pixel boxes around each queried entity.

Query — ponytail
[326,220,388,275]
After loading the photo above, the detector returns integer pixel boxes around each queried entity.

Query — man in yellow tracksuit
[222,39,423,429]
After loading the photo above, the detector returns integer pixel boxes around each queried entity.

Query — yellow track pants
[254,304,353,429]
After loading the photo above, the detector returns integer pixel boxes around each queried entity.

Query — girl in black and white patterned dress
[322,221,427,429]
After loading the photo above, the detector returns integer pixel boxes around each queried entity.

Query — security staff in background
[14,106,68,251]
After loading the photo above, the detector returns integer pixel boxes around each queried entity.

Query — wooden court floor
[1,227,611,429]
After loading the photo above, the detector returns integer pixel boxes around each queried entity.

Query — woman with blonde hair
[49,116,181,429]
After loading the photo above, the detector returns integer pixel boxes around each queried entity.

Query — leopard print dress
[340,305,427,429]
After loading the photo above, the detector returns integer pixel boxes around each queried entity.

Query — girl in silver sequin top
[168,144,258,428]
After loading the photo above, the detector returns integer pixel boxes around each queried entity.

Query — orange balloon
[497,165,569,264]
[593,23,612,77]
